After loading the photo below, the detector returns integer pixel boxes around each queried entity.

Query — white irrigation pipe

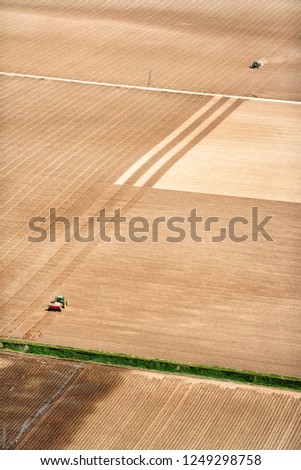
[1,71,300,105]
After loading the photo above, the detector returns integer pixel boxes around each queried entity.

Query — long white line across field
[1,71,300,105]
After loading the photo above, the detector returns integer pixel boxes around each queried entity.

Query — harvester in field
[250,61,262,69]
[48,295,68,312]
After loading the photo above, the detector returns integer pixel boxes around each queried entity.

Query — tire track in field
[6,362,82,450]
[250,393,285,449]
[124,97,226,186]
[137,382,192,449]
[137,99,243,190]
[163,2,299,96]
[20,99,243,341]
[129,3,288,94]
[1,352,78,449]
[1,83,122,189]
[115,96,216,185]
[2,2,136,84]
[62,4,178,85]
[1,85,170,253]
[2,93,202,329]
[1,80,181,248]
[1,85,94,177]
[13,362,301,449]
[222,26,301,98]
[1,77,63,130]
[4,1,167,86]
[4,0,300,100]
[220,388,254,448]
[1,92,196,297]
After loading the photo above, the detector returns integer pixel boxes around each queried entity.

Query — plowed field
[1,72,301,376]
[1,352,300,450]
[2,0,300,99]
[1,0,301,385]
[0,351,79,449]
[2,0,301,453]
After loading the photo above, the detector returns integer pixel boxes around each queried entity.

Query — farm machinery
[250,61,262,69]
[48,295,68,312]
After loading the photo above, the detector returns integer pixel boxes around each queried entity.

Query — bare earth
[1,74,300,377]
[1,352,300,450]
[1,0,301,452]
[2,0,301,100]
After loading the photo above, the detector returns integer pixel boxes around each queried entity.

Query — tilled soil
[1,353,299,450]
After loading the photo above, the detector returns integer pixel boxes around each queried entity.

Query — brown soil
[2,0,301,100]
[1,73,300,377]
[0,351,77,449]
[1,352,299,450]
[2,0,301,453]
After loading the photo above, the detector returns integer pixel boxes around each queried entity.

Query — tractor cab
[250,61,262,69]
[55,295,68,308]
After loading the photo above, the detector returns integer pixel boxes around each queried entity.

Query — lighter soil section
[153,100,301,202]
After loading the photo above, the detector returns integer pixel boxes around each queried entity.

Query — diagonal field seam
[2,95,208,309]
[2,99,243,340]
[115,97,233,187]
[23,99,244,341]
[115,96,214,185]
[2,84,196,288]
[144,99,244,189]
[1,86,182,258]
[134,98,232,187]
[1,97,225,302]
[114,100,244,217]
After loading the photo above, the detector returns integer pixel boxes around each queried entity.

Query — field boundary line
[1,338,301,392]
[1,71,301,105]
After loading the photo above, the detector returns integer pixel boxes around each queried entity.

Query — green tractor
[55,295,68,308]
[250,61,262,69]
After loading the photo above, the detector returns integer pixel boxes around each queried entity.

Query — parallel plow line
[192,4,299,94]
[2,98,241,338]
[1,93,199,300]
[1,88,123,214]
[1,86,197,256]
[23,100,242,341]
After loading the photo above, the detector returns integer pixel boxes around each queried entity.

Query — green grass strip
[1,337,300,391]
